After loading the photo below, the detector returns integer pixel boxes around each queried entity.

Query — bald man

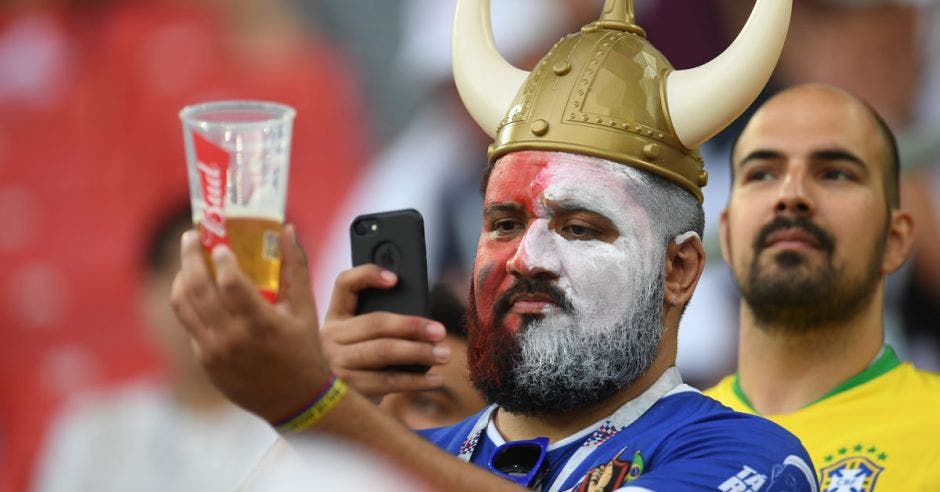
[706,84,940,489]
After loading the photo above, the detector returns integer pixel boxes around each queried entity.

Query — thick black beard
[740,217,884,331]
[467,274,664,416]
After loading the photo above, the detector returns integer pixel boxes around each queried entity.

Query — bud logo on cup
[193,131,230,251]
[181,100,295,304]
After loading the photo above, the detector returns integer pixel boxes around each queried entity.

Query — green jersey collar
[732,345,901,414]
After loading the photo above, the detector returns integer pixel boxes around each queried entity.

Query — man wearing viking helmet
[171,1,818,490]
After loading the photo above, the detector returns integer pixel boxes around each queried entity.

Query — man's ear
[882,209,915,275]
[663,233,706,308]
[719,208,731,266]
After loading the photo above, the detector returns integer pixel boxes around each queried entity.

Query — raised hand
[170,224,329,423]
[320,264,451,400]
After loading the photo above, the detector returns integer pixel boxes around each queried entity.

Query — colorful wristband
[274,376,349,433]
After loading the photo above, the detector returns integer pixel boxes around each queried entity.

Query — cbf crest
[818,444,887,492]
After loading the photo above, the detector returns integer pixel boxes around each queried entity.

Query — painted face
[473,152,658,330]
[722,87,891,328]
[468,151,665,414]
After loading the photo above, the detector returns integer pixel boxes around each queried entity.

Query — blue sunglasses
[488,437,550,489]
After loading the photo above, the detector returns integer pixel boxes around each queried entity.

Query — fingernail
[182,230,197,246]
[426,322,445,339]
[433,344,451,362]
[426,373,443,385]
[211,245,233,263]
[380,270,397,284]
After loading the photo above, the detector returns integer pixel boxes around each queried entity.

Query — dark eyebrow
[483,203,524,216]
[736,148,868,174]
[810,149,867,171]
[545,200,618,231]
[737,149,784,170]
[549,202,594,214]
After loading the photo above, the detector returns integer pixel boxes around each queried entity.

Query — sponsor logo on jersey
[719,465,767,492]
[819,444,886,492]
[719,455,817,492]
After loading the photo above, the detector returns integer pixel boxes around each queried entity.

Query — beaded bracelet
[274,375,349,433]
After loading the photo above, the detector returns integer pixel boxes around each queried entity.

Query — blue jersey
[421,369,817,492]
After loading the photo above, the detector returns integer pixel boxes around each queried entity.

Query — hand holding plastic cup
[180,100,296,302]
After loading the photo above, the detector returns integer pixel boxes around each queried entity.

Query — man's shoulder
[625,388,813,476]
[815,361,940,412]
[897,362,940,390]
[652,389,800,444]
[571,391,816,491]
[863,362,940,416]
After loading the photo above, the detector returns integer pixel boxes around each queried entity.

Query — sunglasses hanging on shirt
[488,437,550,489]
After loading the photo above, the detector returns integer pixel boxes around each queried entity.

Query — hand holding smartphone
[350,209,430,373]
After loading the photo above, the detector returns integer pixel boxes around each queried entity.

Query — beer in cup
[180,100,296,302]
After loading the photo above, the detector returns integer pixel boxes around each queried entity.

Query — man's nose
[774,167,815,216]
[506,220,561,279]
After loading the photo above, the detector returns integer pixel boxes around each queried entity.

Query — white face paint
[471,151,669,413]
[509,154,661,332]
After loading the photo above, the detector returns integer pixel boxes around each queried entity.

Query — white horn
[452,0,530,138]
[666,0,791,148]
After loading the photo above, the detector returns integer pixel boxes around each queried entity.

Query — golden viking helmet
[452,0,792,202]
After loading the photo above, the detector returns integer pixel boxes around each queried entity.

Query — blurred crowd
[1,0,939,490]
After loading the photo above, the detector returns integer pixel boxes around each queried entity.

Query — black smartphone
[350,209,430,373]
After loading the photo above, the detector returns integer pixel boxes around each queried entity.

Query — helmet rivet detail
[531,119,550,136]
[698,170,709,187]
[553,61,571,76]
[643,144,661,160]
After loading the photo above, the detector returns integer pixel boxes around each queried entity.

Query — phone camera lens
[353,220,368,236]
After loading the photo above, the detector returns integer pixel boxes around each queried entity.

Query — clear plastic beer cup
[180,100,296,303]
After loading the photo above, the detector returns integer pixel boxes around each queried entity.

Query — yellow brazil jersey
[705,346,940,491]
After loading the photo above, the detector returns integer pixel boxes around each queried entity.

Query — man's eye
[821,168,854,181]
[491,219,523,235]
[744,169,774,182]
[560,223,599,240]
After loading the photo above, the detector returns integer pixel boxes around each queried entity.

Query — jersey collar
[732,344,901,413]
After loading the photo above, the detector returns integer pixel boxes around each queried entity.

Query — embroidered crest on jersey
[818,444,886,492]
[576,448,643,492]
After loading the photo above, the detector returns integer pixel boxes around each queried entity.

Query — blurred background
[2,0,939,490]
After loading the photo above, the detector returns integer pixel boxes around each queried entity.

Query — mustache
[754,216,835,254]
[492,278,574,323]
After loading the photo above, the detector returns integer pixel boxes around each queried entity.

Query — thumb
[277,224,318,319]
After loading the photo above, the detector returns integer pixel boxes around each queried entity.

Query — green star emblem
[878,452,888,461]
[867,446,877,454]
[824,455,833,463]
[838,447,847,455]
[853,444,863,452]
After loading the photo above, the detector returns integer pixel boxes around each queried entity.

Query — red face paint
[472,151,555,332]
